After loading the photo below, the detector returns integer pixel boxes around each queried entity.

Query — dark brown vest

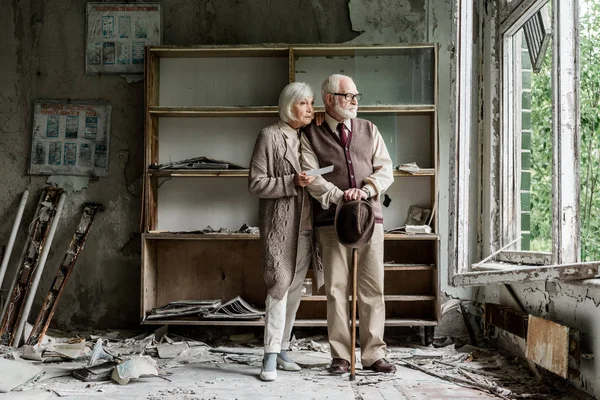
[303,118,383,226]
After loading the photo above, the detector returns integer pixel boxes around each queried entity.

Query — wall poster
[29,100,112,177]
[86,2,161,74]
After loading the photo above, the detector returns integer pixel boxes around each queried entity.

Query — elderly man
[300,74,396,374]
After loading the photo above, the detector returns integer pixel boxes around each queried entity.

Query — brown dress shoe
[329,358,350,374]
[364,358,397,373]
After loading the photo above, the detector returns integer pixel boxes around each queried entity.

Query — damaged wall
[489,280,600,397]
[0,0,458,331]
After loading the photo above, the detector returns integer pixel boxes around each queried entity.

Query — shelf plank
[144,232,438,241]
[394,169,435,177]
[149,46,290,58]
[149,106,279,117]
[150,169,434,178]
[384,233,439,241]
[301,295,436,302]
[384,264,435,271]
[148,105,434,117]
[144,232,259,240]
[292,44,435,56]
[141,318,437,327]
[149,169,249,177]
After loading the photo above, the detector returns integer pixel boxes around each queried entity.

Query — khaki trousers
[263,231,312,353]
[317,224,386,366]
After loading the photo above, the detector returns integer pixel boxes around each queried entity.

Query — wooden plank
[384,240,437,265]
[384,233,439,241]
[385,269,435,296]
[141,318,438,327]
[151,169,434,178]
[496,251,552,265]
[394,169,435,177]
[141,238,157,321]
[299,295,436,302]
[289,47,295,83]
[154,240,264,308]
[149,106,279,117]
[384,264,434,271]
[292,44,435,57]
[144,232,259,240]
[385,300,437,321]
[149,46,289,58]
[149,169,249,178]
[148,105,435,116]
[454,262,600,286]
[526,315,569,378]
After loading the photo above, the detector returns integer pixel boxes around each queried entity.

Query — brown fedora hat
[334,199,375,249]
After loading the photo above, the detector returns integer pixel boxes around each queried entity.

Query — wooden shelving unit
[141,44,439,331]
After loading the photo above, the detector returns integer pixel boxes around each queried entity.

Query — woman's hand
[314,112,326,126]
[294,172,315,187]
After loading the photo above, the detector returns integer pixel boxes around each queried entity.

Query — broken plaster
[46,176,90,195]
[347,0,427,43]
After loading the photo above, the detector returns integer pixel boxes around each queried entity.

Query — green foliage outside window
[530,1,600,260]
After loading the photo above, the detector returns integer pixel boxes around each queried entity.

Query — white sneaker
[260,367,277,381]
[277,356,301,371]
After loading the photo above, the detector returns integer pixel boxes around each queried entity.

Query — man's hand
[343,188,367,201]
[294,172,315,187]
[314,112,326,126]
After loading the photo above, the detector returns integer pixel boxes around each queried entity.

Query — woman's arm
[248,129,297,199]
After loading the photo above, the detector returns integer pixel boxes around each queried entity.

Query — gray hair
[278,82,314,123]
[321,74,350,102]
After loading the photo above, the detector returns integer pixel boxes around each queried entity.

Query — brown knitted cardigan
[248,122,322,300]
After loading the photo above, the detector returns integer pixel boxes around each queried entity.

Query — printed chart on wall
[85,2,161,74]
[29,100,112,177]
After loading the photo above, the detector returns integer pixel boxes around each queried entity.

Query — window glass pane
[507,3,553,252]
[579,0,600,261]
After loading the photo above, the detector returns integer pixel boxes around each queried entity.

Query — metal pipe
[13,192,66,347]
[0,189,44,323]
[0,190,29,290]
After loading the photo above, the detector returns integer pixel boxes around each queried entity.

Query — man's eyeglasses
[331,93,362,102]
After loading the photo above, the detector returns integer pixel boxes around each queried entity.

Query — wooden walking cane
[350,247,358,381]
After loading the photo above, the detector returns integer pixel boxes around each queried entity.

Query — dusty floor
[0,328,593,400]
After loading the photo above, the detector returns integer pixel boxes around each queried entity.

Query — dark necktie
[338,123,348,146]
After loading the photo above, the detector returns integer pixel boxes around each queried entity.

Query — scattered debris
[0,358,43,393]
[111,356,158,385]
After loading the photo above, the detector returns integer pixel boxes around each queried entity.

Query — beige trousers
[317,224,386,366]
[263,231,312,353]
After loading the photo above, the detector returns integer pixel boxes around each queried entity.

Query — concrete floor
[2,342,594,400]
[5,360,501,400]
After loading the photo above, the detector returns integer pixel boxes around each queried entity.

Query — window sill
[453,261,600,287]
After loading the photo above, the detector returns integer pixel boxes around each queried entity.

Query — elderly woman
[248,82,316,381]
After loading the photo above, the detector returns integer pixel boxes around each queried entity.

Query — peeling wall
[0,0,458,330]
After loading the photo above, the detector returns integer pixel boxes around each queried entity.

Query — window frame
[450,0,599,287]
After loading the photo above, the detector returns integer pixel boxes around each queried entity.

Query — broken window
[451,0,600,286]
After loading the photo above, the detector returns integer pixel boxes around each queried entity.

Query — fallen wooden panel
[0,358,43,393]
[526,315,569,378]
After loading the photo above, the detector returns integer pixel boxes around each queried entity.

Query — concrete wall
[0,0,456,330]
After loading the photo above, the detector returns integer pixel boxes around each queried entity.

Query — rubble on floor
[0,328,593,399]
